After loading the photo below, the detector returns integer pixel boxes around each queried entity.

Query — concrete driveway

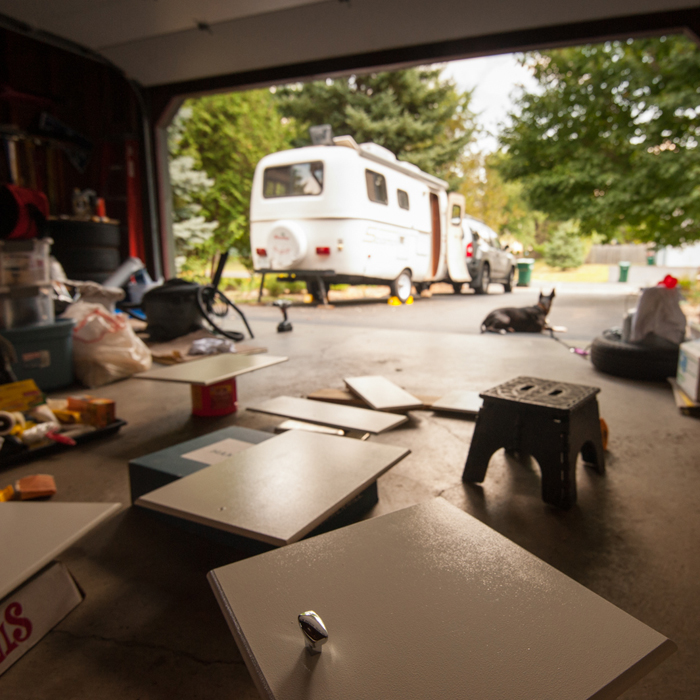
[242,281,641,341]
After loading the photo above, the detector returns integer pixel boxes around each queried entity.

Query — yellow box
[0,379,43,412]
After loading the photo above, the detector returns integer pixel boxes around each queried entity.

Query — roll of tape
[0,411,16,435]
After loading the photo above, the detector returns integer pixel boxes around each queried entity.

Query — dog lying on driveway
[480,290,556,333]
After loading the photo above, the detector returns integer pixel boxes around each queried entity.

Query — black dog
[480,290,556,333]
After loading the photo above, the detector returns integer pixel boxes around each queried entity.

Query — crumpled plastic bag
[62,301,152,387]
[188,337,237,356]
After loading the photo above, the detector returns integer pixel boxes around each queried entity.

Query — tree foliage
[459,150,550,252]
[275,68,476,188]
[499,36,700,246]
[170,90,293,269]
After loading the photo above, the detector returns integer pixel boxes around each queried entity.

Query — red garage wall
[0,28,152,270]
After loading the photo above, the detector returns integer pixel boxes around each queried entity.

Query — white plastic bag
[62,301,152,387]
[631,287,687,346]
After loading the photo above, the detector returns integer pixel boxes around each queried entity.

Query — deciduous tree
[170,90,294,269]
[499,36,700,246]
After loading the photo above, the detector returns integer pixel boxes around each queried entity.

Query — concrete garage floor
[2,300,698,699]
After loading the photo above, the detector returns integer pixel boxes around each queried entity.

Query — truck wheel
[503,267,515,293]
[391,270,413,303]
[473,264,490,295]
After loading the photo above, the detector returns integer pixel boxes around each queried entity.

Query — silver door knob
[298,611,328,655]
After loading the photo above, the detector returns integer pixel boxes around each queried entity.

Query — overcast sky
[441,53,539,153]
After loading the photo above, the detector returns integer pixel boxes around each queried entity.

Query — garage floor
[1,315,698,699]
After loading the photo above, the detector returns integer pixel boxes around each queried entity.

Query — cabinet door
[445,193,469,282]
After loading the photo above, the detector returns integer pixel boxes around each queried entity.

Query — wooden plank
[209,498,676,700]
[274,420,345,437]
[135,354,288,386]
[667,377,700,416]
[0,502,121,600]
[308,387,438,409]
[306,388,367,407]
[431,390,483,415]
[137,431,409,546]
[344,376,423,411]
[247,396,408,434]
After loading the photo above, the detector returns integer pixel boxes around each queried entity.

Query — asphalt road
[237,282,640,342]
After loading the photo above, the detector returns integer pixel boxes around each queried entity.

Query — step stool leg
[572,400,606,475]
[462,402,507,483]
[530,440,579,510]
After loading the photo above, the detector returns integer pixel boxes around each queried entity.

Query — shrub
[543,221,586,270]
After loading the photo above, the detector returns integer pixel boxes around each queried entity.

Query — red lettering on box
[0,621,19,657]
[5,602,33,643]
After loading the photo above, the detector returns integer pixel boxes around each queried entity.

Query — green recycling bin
[516,259,534,287]
[618,261,630,283]
[647,253,656,266]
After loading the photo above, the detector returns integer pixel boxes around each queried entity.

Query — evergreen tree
[542,221,586,269]
[275,68,476,188]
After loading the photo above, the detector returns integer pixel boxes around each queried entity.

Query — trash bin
[646,253,656,266]
[517,259,534,287]
[618,261,630,283]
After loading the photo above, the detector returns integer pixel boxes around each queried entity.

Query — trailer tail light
[316,247,331,256]
[256,248,267,256]
[466,242,473,258]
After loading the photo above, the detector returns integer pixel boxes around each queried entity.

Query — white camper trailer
[250,136,472,303]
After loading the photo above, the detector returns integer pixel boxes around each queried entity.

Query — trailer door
[446,193,469,282]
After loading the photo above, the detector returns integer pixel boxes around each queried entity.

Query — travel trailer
[250,136,496,302]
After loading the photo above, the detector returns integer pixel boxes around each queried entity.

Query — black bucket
[142,279,203,342]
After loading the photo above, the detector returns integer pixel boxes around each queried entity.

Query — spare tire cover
[267,221,307,268]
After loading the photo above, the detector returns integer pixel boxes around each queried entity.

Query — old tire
[473,264,490,295]
[60,247,121,272]
[49,220,121,248]
[391,269,413,303]
[503,267,515,293]
[590,331,679,381]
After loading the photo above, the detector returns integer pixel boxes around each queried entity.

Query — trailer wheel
[391,269,413,303]
[306,279,327,304]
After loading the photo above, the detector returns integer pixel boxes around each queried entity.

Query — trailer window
[365,170,388,205]
[263,162,323,197]
[397,189,410,210]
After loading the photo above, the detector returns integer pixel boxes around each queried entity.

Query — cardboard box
[0,562,83,676]
[677,340,700,402]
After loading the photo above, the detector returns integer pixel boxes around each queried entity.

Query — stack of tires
[48,220,122,284]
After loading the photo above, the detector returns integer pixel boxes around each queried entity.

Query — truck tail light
[466,242,473,258]
[256,248,267,256]
[316,247,331,256]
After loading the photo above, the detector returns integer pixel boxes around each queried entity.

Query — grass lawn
[531,263,610,283]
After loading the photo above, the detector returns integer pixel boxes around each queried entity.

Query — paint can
[191,378,238,417]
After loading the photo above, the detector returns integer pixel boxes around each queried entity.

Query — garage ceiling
[1,0,698,89]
